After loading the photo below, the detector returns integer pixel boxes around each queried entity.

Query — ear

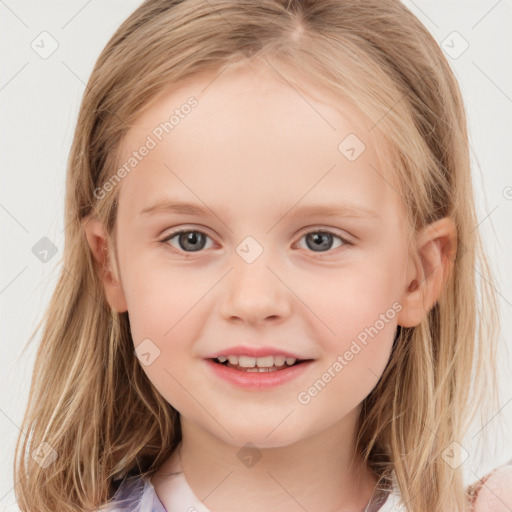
[397,217,457,328]
[82,215,128,313]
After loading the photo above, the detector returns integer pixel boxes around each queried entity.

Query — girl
[13,1,512,511]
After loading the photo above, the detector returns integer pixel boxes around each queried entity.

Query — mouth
[210,355,312,372]
[205,353,315,389]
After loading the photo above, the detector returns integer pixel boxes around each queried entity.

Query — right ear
[82,215,128,313]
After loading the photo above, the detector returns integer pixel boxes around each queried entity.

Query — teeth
[227,355,239,365]
[244,367,279,372]
[256,356,274,367]
[238,356,256,367]
[274,355,286,366]
[216,354,299,368]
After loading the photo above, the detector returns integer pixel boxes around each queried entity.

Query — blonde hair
[14,1,501,510]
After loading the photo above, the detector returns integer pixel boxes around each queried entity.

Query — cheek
[119,253,215,371]
[294,266,400,421]
[295,255,404,349]
[122,262,215,413]
[296,251,404,411]
[120,248,208,342]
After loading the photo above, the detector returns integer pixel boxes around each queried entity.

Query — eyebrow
[139,199,380,220]
[139,199,380,219]
[279,203,379,220]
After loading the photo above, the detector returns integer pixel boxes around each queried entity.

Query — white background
[1,1,511,509]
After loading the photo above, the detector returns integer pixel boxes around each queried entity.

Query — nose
[219,253,292,325]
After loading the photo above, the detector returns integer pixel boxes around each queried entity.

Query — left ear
[396,217,457,328]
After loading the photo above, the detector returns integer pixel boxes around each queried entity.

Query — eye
[159,227,352,255]
[159,229,215,253]
[296,229,351,253]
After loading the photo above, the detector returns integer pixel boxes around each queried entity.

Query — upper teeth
[217,355,297,367]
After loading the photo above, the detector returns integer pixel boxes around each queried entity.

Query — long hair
[14,1,500,510]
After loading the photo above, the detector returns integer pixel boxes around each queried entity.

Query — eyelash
[158,227,353,256]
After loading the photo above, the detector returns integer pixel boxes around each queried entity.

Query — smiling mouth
[211,355,311,372]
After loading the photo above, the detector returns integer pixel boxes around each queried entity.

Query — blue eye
[297,231,349,253]
[160,229,214,252]
[159,228,352,254]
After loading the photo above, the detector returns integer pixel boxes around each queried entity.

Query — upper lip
[205,345,313,360]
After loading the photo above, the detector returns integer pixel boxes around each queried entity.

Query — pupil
[306,232,332,251]
[180,231,205,252]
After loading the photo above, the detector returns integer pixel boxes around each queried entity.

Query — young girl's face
[110,60,414,447]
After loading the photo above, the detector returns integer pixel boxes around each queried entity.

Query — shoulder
[467,463,512,512]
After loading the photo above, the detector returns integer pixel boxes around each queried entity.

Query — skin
[84,58,456,511]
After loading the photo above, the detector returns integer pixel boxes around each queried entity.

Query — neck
[155,407,379,512]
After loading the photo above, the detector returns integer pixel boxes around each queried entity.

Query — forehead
[115,59,404,223]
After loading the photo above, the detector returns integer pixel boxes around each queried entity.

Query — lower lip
[204,359,314,390]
